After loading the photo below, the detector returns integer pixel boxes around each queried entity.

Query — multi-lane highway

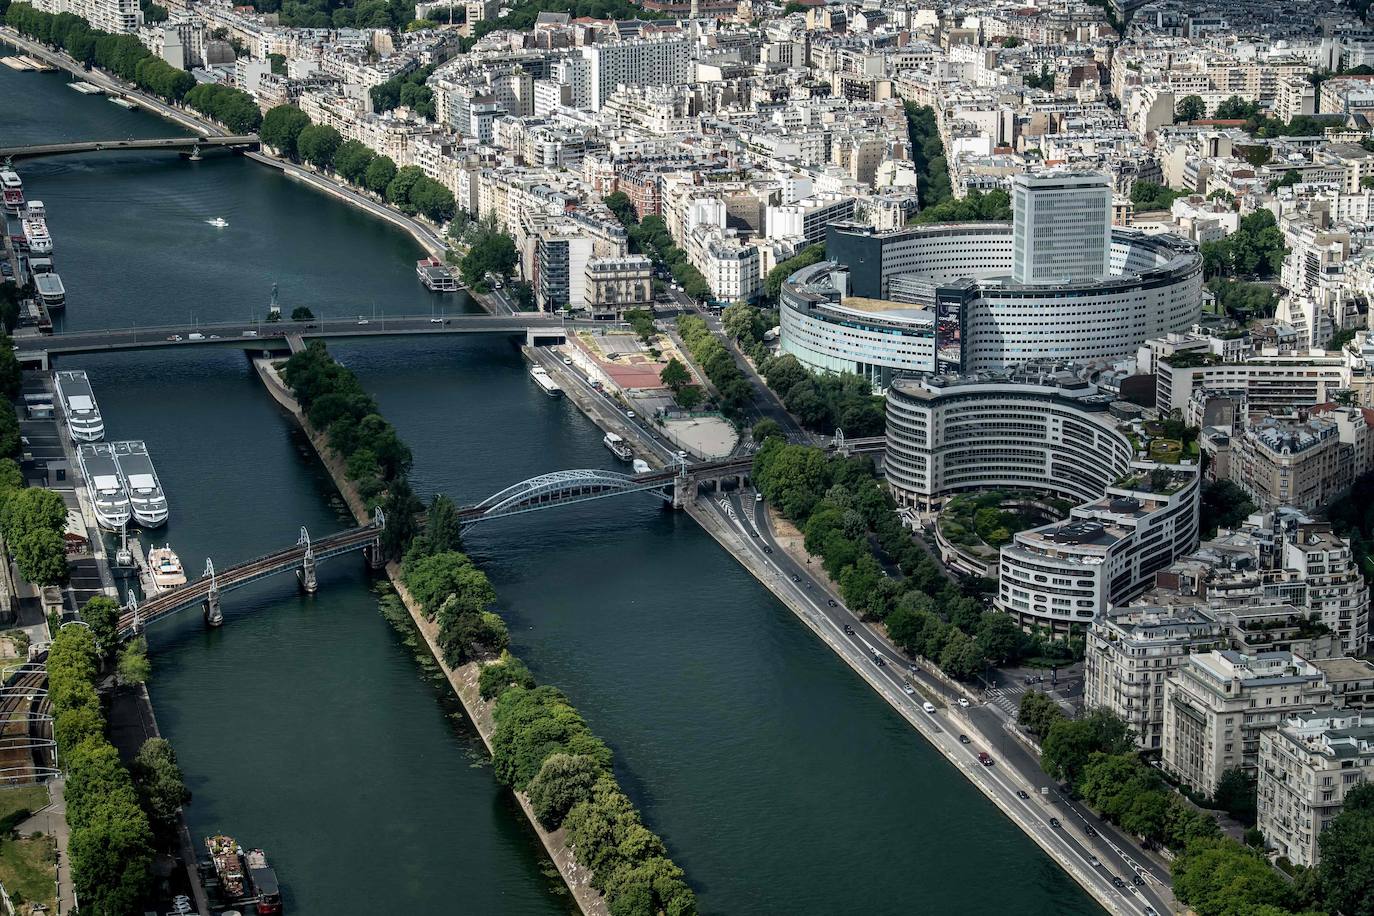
[700,488,1173,916]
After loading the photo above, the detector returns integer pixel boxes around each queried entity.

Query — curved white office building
[778,261,941,390]
[885,372,1200,635]
[815,221,1202,373]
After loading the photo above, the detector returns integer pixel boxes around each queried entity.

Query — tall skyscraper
[1010,171,1112,285]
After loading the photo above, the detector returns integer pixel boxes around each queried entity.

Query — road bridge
[0,135,259,162]
[16,314,575,368]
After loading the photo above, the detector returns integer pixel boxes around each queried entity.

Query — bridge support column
[713,478,722,493]
[673,478,688,509]
[298,549,318,593]
[363,540,386,569]
[203,591,222,627]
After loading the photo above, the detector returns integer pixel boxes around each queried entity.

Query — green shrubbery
[483,667,697,916]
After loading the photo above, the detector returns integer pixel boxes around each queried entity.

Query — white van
[922,702,936,714]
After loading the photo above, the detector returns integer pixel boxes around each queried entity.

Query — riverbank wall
[253,358,608,916]
[0,30,449,262]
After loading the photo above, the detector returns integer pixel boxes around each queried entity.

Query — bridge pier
[298,550,318,593]
[363,541,386,569]
[203,591,222,627]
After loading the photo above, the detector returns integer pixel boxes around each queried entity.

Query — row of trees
[260,105,457,221]
[485,667,698,915]
[46,625,155,914]
[751,439,1031,680]
[910,189,1011,225]
[904,102,953,208]
[183,82,262,133]
[604,192,712,302]
[281,342,420,558]
[458,219,518,291]
[1200,209,1287,279]
[250,0,414,30]
[757,352,884,436]
[5,4,194,103]
[458,0,658,50]
[0,462,69,585]
[676,315,754,413]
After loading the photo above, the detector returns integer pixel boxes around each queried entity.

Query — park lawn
[0,786,47,824]
[0,833,56,911]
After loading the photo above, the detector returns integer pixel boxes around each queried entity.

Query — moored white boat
[54,370,105,442]
[77,444,132,530]
[113,440,169,527]
[529,366,562,397]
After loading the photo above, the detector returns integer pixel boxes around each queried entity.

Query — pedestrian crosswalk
[987,687,1019,717]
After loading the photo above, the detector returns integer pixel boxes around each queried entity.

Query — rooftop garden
[1114,467,1191,496]
[939,491,1066,550]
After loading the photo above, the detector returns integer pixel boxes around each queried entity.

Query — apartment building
[1258,709,1374,867]
[584,256,653,320]
[1163,649,1333,795]
[1231,413,1372,513]
[580,37,692,111]
[1085,606,1228,749]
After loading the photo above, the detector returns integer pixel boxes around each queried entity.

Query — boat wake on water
[206,217,228,228]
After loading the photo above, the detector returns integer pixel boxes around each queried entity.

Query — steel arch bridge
[458,468,678,525]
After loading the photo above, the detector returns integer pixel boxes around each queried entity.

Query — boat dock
[1,53,55,71]
[67,81,102,94]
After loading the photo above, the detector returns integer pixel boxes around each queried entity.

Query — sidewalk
[18,780,73,914]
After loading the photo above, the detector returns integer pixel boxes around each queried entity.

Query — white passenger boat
[529,366,562,397]
[0,170,23,213]
[54,370,105,442]
[35,272,65,307]
[77,444,132,530]
[603,432,633,461]
[112,440,169,527]
[147,544,187,591]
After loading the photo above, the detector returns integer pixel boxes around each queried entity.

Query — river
[3,47,1100,915]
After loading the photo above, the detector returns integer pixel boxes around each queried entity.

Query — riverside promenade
[253,358,608,916]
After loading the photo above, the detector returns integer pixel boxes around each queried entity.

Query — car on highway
[1085,826,1098,838]
[430,318,444,324]
[1110,876,1126,889]
[958,734,971,745]
[242,330,258,337]
[1145,907,1158,916]
[1132,875,1146,887]
[842,624,854,635]
[166,334,182,341]
[563,356,573,365]
[1088,856,1100,868]
[872,655,885,667]
[625,409,636,419]
[791,574,801,582]
[357,318,369,325]
[1016,790,1030,800]
[902,684,915,696]
[922,702,936,714]
[1049,818,1061,829]
[958,698,971,708]
[763,546,773,554]
[977,752,994,766]
[826,598,837,607]
[755,492,763,502]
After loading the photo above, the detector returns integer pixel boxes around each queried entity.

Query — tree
[80,595,121,660]
[527,753,602,829]
[297,124,342,171]
[1215,95,1262,119]
[1175,94,1206,122]
[460,226,518,289]
[333,139,376,185]
[363,155,397,196]
[675,386,704,411]
[117,638,151,685]
[976,612,1026,665]
[1213,767,1258,825]
[752,419,784,442]
[1174,837,1296,916]
[379,477,423,561]
[130,737,190,834]
[1318,782,1374,916]
[426,493,464,555]
[659,357,690,392]
[1199,479,1255,538]
[291,306,315,321]
[477,651,536,701]
[385,165,426,210]
[938,628,987,681]
[1130,181,1181,210]
[1040,710,1134,786]
[12,526,68,585]
[259,104,310,159]
[721,302,762,342]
